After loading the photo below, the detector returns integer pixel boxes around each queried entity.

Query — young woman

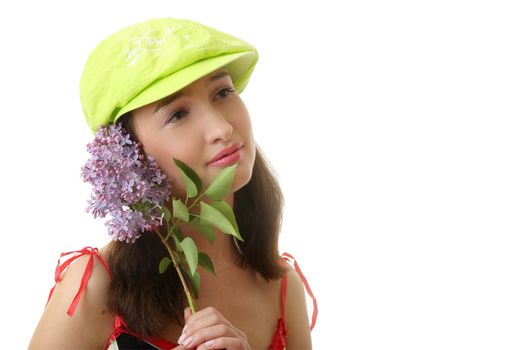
[29,18,316,350]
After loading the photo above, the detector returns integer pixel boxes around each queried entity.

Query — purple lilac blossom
[81,123,172,243]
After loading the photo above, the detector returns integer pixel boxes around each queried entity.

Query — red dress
[48,247,317,350]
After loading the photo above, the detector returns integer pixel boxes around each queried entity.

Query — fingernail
[178,334,186,345]
[205,340,215,348]
[183,336,193,347]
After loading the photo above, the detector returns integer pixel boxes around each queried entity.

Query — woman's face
[130,68,256,200]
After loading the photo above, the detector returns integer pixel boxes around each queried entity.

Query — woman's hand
[172,306,250,350]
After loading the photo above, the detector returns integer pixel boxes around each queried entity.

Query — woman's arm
[28,253,114,350]
[284,267,312,350]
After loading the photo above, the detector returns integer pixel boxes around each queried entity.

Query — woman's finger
[180,324,238,348]
[186,306,227,325]
[183,307,234,336]
[195,337,249,350]
[170,345,189,350]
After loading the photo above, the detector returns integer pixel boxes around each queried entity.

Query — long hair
[105,113,285,336]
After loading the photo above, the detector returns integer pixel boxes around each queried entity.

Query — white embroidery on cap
[125,25,185,67]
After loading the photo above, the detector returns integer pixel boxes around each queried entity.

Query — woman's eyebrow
[155,91,184,113]
[209,70,229,82]
[154,71,230,113]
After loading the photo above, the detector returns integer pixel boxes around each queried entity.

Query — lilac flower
[81,123,172,243]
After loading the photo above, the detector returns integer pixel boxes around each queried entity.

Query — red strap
[281,252,318,331]
[47,247,111,316]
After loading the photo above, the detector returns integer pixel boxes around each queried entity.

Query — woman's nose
[204,108,233,144]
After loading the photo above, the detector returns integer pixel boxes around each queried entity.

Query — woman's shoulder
[28,243,115,349]
[281,254,315,348]
[282,262,306,308]
[54,243,114,312]
[55,243,113,289]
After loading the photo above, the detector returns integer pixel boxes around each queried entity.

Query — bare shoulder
[283,264,313,349]
[28,244,114,350]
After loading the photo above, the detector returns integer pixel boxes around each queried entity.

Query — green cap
[80,18,258,133]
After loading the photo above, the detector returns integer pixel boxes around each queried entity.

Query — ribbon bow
[47,246,111,316]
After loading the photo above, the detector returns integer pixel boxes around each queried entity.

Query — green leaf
[198,252,216,275]
[181,237,198,276]
[204,164,237,200]
[169,227,184,244]
[172,198,190,222]
[159,257,172,274]
[211,200,241,239]
[175,230,183,243]
[199,202,244,242]
[171,232,183,252]
[186,269,200,299]
[173,159,202,198]
[160,205,171,223]
[190,217,216,244]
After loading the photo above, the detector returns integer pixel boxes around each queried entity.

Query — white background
[1,0,524,349]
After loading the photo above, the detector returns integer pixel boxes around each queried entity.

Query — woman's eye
[216,87,236,100]
[166,88,235,124]
[167,109,187,123]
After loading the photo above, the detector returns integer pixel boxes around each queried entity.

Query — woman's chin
[232,165,253,193]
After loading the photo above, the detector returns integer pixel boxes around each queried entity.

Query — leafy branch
[154,159,243,314]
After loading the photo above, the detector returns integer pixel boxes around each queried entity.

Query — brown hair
[105,113,286,336]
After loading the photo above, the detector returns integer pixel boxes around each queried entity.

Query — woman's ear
[120,112,140,143]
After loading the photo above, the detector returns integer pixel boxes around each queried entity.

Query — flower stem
[155,230,197,314]
[187,192,206,212]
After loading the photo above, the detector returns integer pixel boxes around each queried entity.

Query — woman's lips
[208,147,241,167]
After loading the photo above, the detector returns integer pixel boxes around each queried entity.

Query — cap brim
[114,51,256,122]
